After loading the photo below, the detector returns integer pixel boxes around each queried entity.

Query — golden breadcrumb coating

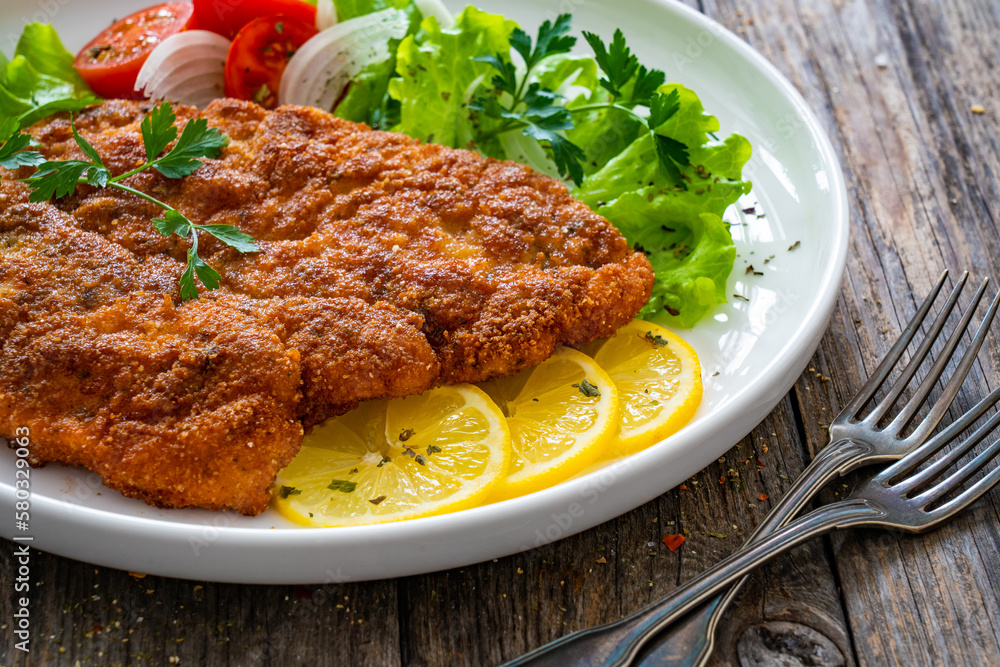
[0,99,653,515]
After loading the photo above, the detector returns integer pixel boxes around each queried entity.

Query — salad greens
[0,23,98,127]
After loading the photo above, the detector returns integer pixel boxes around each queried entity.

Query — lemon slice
[273,385,511,526]
[480,347,619,502]
[586,319,702,457]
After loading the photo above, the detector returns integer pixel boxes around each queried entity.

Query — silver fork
[503,271,1000,667]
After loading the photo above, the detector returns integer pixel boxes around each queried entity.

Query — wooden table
[4,0,1000,664]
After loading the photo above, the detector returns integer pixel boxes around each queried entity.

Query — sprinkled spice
[399,428,415,442]
[376,456,391,468]
[278,485,301,499]
[348,468,358,475]
[733,294,750,302]
[788,240,801,251]
[662,534,686,551]
[369,495,387,505]
[644,331,668,347]
[427,445,442,455]
[414,454,428,466]
[572,379,601,397]
[403,447,416,458]
[327,479,357,493]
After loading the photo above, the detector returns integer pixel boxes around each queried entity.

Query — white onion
[316,0,338,30]
[134,31,230,109]
[279,9,410,111]
[413,0,454,28]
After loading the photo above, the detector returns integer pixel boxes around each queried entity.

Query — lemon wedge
[586,319,702,457]
[273,385,511,526]
[481,347,619,502]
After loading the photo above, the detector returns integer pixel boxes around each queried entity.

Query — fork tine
[889,281,998,440]
[880,382,1000,488]
[862,271,969,425]
[840,270,952,420]
[910,408,1000,507]
[925,442,1000,523]
[892,392,1000,495]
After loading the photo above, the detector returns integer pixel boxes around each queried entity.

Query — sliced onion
[134,30,230,109]
[413,0,454,28]
[316,0,338,30]
[280,9,411,111]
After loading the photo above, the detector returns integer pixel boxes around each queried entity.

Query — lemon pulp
[587,319,702,457]
[273,384,510,526]
[480,347,619,501]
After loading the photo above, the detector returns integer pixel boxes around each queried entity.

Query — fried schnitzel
[0,99,654,514]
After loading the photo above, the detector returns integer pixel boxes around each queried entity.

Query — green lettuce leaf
[333,0,413,22]
[1,23,98,127]
[334,57,401,129]
[574,83,751,326]
[389,8,516,149]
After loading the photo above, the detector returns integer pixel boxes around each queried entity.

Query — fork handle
[635,439,876,666]
[502,498,884,667]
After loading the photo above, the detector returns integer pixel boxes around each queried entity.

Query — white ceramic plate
[0,0,848,583]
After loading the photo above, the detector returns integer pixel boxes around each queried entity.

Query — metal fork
[504,271,1000,667]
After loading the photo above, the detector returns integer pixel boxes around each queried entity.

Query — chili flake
[662,534,686,551]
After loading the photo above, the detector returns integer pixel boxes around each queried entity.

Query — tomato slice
[74,2,195,99]
[193,0,318,40]
[224,16,317,109]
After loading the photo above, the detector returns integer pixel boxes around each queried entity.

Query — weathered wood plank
[0,552,401,666]
[781,0,1000,664]
[5,1,1000,666]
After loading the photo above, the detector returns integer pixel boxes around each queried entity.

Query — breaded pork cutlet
[0,99,654,514]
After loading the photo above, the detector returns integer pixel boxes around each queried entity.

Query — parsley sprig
[471,18,689,188]
[0,103,258,301]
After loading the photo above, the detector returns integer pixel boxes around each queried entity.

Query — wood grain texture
[3,0,1000,665]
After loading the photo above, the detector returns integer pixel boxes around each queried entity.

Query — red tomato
[73,2,195,99]
[224,16,317,109]
[193,0,317,39]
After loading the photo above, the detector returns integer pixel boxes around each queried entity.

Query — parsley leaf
[513,14,575,71]
[472,54,518,98]
[179,256,199,302]
[648,89,681,129]
[25,160,95,201]
[199,225,259,253]
[152,209,192,238]
[583,29,639,99]
[654,133,690,187]
[631,66,667,105]
[153,117,228,179]
[523,115,585,186]
[192,252,221,291]
[72,121,106,171]
[141,102,179,162]
[0,121,44,169]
